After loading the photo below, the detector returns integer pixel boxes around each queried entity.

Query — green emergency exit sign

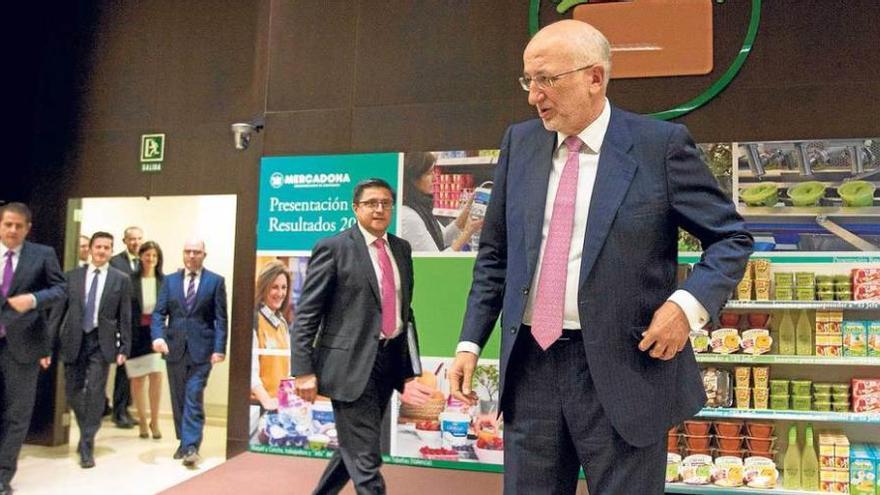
[140,133,165,173]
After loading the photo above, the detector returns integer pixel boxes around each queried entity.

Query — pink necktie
[531,136,583,350]
[374,238,397,338]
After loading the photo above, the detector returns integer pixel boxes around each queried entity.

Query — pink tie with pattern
[531,136,583,350]
[374,238,397,338]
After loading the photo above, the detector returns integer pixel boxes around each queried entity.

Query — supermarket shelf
[666,483,821,494]
[739,206,880,218]
[695,408,880,424]
[432,208,461,217]
[435,156,498,167]
[724,300,880,310]
[696,354,880,366]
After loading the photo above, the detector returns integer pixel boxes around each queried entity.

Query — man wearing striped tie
[151,238,227,467]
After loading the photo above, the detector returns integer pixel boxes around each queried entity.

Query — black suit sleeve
[290,240,336,377]
[213,277,228,355]
[34,248,67,309]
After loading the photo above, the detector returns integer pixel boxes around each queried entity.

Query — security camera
[231,119,264,151]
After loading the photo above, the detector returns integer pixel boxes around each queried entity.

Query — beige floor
[12,416,226,495]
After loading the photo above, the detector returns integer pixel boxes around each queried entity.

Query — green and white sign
[140,133,165,173]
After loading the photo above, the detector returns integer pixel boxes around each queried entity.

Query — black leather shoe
[182,446,200,467]
[79,441,96,469]
[113,415,135,429]
[173,446,185,460]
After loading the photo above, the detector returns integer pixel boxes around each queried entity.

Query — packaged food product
[736,279,752,300]
[774,272,794,286]
[769,395,789,410]
[774,286,793,301]
[741,329,772,355]
[816,344,842,357]
[843,320,868,356]
[753,259,771,280]
[832,383,850,394]
[813,400,831,411]
[751,367,770,388]
[710,328,741,354]
[796,271,816,287]
[791,380,813,396]
[769,379,789,395]
[752,388,769,409]
[701,369,733,408]
[852,394,880,413]
[666,453,682,483]
[713,456,745,487]
[689,329,709,353]
[852,378,880,396]
[851,268,880,284]
[679,454,713,485]
[743,456,778,489]
[868,321,880,356]
[796,286,816,301]
[735,387,751,409]
[792,395,812,411]
[734,366,751,388]
[854,282,880,301]
[439,412,470,448]
[754,279,770,301]
[813,382,833,394]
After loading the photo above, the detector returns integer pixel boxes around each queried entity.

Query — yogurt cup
[439,412,470,448]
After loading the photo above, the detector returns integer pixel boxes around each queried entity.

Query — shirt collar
[127,251,139,262]
[0,242,23,257]
[185,268,203,278]
[88,263,108,274]
[555,97,611,155]
[357,222,389,247]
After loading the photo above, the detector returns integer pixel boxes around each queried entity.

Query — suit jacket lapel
[175,271,188,311]
[98,269,115,313]
[192,271,212,313]
[579,107,639,286]
[350,227,381,306]
[73,267,87,310]
[7,242,32,295]
[524,129,556,280]
[388,235,410,321]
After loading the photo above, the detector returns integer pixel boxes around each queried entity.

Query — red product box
[854,282,880,301]
[852,393,880,412]
[852,378,880,396]
[852,268,880,284]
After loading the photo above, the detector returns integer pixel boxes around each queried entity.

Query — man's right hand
[448,351,479,405]
[295,374,318,403]
[152,340,169,354]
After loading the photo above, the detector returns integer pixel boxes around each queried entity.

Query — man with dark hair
[0,202,66,495]
[108,225,143,428]
[77,235,90,267]
[292,178,432,494]
[50,232,131,468]
[152,239,227,467]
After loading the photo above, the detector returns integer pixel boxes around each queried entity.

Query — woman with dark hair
[251,260,292,411]
[127,240,165,439]
[400,152,482,252]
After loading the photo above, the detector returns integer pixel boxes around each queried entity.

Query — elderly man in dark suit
[52,231,132,468]
[107,225,143,428]
[448,20,754,494]
[291,178,432,495]
[151,238,227,467]
[0,202,66,495]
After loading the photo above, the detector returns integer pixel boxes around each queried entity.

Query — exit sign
[140,133,165,173]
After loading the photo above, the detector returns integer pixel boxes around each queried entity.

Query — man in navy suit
[448,21,753,494]
[0,202,66,495]
[52,232,132,468]
[151,239,227,467]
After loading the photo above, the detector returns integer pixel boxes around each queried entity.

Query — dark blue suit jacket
[460,107,753,447]
[150,268,228,364]
[0,241,66,363]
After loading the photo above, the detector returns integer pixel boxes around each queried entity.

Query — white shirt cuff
[152,338,167,346]
[455,341,481,355]
[30,294,38,309]
[668,289,709,331]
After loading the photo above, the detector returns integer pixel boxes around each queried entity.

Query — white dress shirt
[357,223,403,338]
[84,263,109,330]
[457,99,708,355]
[184,269,202,299]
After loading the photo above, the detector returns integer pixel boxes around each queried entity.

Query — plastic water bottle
[469,182,493,251]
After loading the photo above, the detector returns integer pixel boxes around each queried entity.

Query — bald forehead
[183,240,205,252]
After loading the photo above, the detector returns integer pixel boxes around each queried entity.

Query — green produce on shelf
[787,181,826,207]
[740,183,779,207]
[837,180,876,207]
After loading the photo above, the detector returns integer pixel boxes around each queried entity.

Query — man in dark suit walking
[151,238,227,467]
[0,202,66,495]
[51,232,131,468]
[448,20,754,494]
[107,225,143,428]
[292,178,432,495]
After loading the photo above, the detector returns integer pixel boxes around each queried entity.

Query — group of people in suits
[0,206,227,495]
[288,20,753,495]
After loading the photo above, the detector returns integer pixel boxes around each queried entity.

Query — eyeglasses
[357,200,394,211]
[518,64,596,91]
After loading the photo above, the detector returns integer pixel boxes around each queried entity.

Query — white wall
[78,195,237,421]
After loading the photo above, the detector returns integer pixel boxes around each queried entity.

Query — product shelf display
[665,482,825,494]
[696,355,880,366]
[694,409,880,424]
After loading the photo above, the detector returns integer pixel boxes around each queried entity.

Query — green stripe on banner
[411,257,502,359]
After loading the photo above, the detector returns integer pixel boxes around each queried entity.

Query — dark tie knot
[4,251,12,259]
[564,135,583,153]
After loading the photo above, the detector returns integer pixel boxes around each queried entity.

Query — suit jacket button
[521,287,529,295]
[510,326,517,334]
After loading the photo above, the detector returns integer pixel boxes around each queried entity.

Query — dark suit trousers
[166,352,211,450]
[314,337,401,495]
[0,339,40,484]
[64,331,110,443]
[502,327,666,495]
[112,362,131,418]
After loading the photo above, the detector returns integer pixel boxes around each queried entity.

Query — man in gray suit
[52,231,131,468]
[0,202,66,495]
[448,21,753,494]
[292,179,432,494]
